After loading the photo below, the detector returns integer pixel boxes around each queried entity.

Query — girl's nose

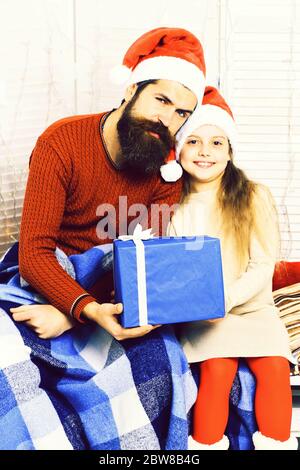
[199,145,210,157]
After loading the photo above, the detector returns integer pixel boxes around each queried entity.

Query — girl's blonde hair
[182,148,280,272]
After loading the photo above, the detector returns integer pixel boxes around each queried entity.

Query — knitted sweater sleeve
[19,139,96,321]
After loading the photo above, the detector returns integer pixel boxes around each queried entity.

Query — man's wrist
[82,301,101,321]
[71,295,97,323]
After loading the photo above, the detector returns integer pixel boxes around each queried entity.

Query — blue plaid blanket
[0,243,257,450]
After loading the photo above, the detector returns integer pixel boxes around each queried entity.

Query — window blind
[0,0,75,257]
[219,0,300,260]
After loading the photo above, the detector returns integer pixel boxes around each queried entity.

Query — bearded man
[15,27,206,339]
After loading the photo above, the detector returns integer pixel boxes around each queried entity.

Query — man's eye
[177,110,188,119]
[156,97,166,104]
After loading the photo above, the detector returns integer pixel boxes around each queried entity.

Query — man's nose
[157,110,173,129]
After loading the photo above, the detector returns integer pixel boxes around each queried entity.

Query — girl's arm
[225,185,279,313]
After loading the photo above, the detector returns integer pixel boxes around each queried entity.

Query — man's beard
[117,99,175,177]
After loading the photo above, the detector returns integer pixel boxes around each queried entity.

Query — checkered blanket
[0,243,257,450]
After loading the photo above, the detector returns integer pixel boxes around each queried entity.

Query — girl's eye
[213,140,223,146]
[187,139,198,145]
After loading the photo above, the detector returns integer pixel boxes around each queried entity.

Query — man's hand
[83,301,160,341]
[10,304,76,339]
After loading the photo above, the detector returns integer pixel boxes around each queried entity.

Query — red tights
[193,357,292,444]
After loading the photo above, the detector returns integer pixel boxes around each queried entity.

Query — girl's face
[180,124,231,186]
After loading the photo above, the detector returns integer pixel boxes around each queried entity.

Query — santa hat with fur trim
[111,27,206,101]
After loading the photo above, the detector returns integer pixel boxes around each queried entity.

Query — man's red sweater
[19,112,182,320]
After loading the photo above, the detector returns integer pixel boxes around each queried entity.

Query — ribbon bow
[118,223,154,242]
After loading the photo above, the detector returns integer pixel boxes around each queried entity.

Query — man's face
[117,80,197,177]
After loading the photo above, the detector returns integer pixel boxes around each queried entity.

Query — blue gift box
[113,235,225,328]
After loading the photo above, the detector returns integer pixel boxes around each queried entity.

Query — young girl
[168,86,298,450]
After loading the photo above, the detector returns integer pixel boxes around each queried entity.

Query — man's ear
[124,83,138,103]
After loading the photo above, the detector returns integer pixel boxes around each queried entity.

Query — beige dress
[167,185,296,364]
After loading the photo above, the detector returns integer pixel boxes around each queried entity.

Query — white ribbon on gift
[118,224,154,326]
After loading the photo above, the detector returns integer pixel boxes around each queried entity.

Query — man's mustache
[130,117,174,145]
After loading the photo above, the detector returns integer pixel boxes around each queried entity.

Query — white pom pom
[160,160,183,182]
[110,64,131,85]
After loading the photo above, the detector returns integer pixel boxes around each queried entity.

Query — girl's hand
[10,304,76,339]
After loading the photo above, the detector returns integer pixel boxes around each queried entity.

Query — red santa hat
[111,27,206,101]
[160,86,238,181]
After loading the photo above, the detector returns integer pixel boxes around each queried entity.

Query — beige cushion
[273,283,300,368]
